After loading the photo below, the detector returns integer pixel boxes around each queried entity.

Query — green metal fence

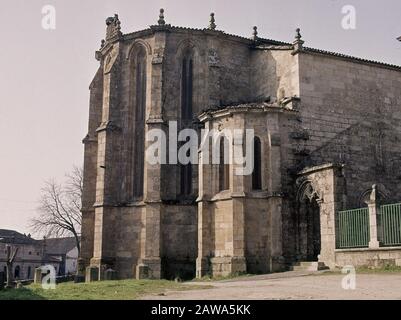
[336,208,370,249]
[379,203,401,247]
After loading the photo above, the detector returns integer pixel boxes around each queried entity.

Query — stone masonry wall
[161,205,198,280]
[298,52,401,208]
[277,51,401,267]
[251,49,300,101]
[244,198,270,274]
[82,22,401,279]
[113,206,144,279]
[80,66,104,270]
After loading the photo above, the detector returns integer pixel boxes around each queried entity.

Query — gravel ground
[141,271,401,300]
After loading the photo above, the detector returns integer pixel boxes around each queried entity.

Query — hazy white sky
[0,0,400,235]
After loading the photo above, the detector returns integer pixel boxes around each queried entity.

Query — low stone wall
[210,257,247,277]
[335,247,401,268]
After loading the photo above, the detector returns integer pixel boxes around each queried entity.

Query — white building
[0,229,79,280]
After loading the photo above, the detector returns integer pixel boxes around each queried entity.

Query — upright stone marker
[86,266,99,282]
[34,268,43,284]
[105,269,117,281]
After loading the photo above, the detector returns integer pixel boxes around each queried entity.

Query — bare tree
[30,166,82,254]
[5,245,18,288]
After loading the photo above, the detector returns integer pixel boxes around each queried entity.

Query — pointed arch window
[252,136,262,190]
[179,50,194,196]
[219,138,230,192]
[133,46,147,199]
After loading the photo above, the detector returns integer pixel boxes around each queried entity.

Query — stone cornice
[95,121,121,133]
[196,191,284,202]
[144,199,163,204]
[298,163,344,176]
[82,134,97,144]
[93,202,119,208]
[198,102,299,123]
[92,201,148,208]
[146,117,166,125]
[125,201,146,207]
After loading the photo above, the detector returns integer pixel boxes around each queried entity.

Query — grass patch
[0,279,202,300]
[192,272,252,282]
[355,265,401,274]
[314,265,401,276]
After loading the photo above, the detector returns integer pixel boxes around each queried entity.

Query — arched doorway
[295,164,346,269]
[297,183,321,261]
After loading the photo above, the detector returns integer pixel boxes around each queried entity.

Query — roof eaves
[121,26,401,71]
[303,46,401,71]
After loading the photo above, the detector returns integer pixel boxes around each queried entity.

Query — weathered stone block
[86,266,99,282]
[136,264,149,280]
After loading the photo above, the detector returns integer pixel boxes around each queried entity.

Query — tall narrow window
[252,137,262,190]
[219,138,230,191]
[180,51,194,196]
[133,47,146,199]
[180,164,193,196]
[179,136,193,196]
[181,53,193,120]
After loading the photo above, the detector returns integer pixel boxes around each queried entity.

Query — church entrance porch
[297,195,321,262]
[295,163,346,269]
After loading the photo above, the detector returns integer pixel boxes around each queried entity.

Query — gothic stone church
[79,11,401,280]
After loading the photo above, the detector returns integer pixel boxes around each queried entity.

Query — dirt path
[142,271,401,300]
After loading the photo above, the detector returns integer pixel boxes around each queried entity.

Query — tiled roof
[0,230,79,254]
[123,25,289,46]
[122,25,401,71]
[43,237,79,255]
[303,46,401,71]
[0,229,37,245]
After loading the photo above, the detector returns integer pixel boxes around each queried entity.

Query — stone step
[290,261,328,272]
